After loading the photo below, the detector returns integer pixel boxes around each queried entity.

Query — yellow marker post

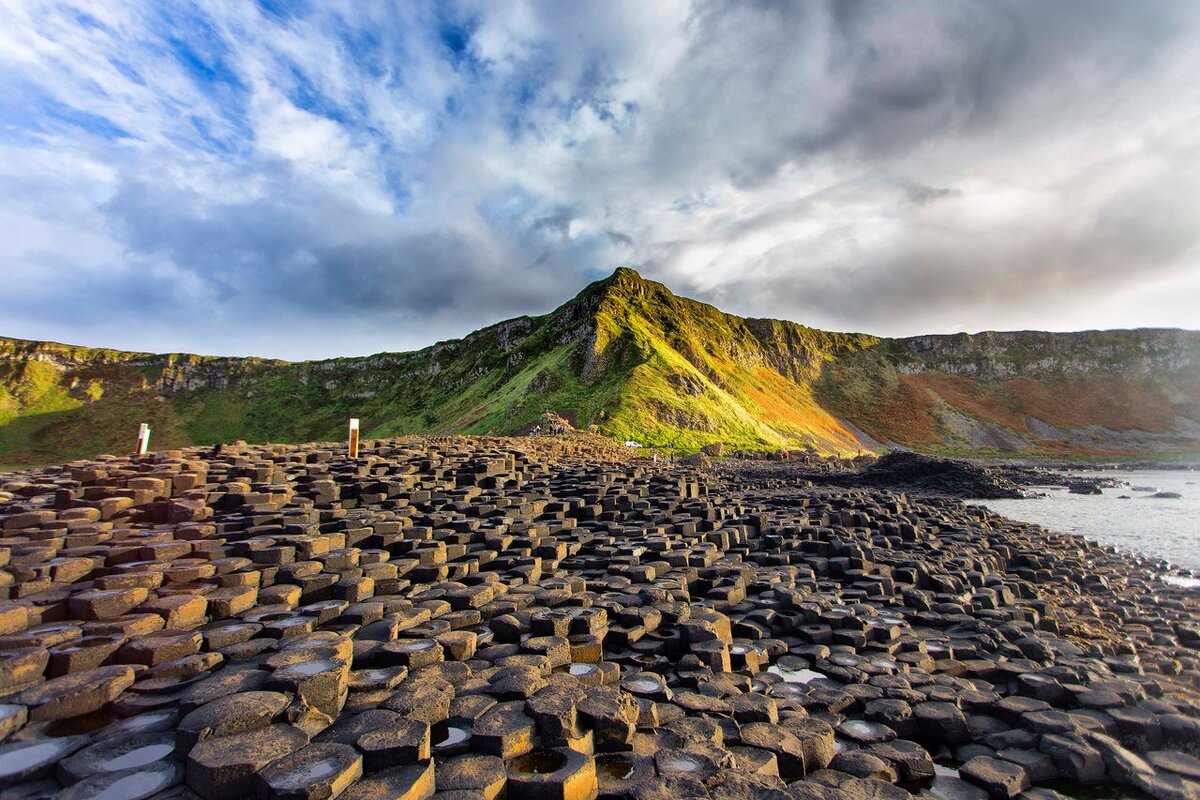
[348,418,360,459]
[135,423,150,455]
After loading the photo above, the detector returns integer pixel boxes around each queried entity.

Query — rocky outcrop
[891,328,1200,379]
[1,436,1198,798]
[810,451,1028,499]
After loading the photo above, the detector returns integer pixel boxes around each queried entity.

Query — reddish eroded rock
[472,701,539,760]
[138,594,208,629]
[380,675,455,723]
[47,633,126,677]
[959,755,1031,799]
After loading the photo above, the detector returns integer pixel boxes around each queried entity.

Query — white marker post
[348,418,360,459]
[135,423,150,455]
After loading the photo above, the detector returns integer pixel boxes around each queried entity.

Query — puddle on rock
[431,722,469,749]
[104,709,177,736]
[280,660,336,677]
[596,754,636,781]
[0,740,68,776]
[397,640,435,650]
[103,743,175,772]
[768,665,826,684]
[511,750,566,775]
[90,768,177,800]
[658,755,700,773]
[838,719,894,743]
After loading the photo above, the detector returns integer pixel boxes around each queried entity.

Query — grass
[2,268,1198,463]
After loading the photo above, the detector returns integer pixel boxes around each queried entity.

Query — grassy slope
[2,270,1199,465]
[585,269,880,451]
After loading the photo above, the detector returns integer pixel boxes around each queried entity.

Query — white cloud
[0,0,1196,359]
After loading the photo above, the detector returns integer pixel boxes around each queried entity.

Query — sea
[974,469,1200,573]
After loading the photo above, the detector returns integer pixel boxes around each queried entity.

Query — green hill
[3,267,1198,465]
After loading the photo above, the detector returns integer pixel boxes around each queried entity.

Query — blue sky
[2,1,1199,359]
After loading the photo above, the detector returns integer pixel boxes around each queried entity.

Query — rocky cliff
[2,268,1198,465]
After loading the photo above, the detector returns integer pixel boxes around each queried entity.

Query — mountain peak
[565,266,666,315]
[587,265,672,304]
[607,265,645,283]
[596,265,656,295]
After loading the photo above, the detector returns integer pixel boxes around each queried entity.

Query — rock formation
[0,436,1197,799]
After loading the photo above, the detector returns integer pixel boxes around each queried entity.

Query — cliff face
[2,268,1198,464]
[890,329,1200,378]
[815,327,1200,456]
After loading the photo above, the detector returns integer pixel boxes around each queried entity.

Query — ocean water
[976,470,1200,571]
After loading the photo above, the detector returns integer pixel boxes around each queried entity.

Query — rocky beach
[0,437,1197,800]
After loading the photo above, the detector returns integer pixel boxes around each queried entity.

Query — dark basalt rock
[354,718,429,771]
[804,451,1028,499]
[959,754,1031,799]
[507,747,597,800]
[185,723,309,799]
[339,761,434,800]
[176,690,291,752]
[254,742,363,800]
[0,435,1196,800]
[15,665,136,721]
[437,753,507,798]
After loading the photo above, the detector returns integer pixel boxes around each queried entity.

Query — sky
[2,1,1199,360]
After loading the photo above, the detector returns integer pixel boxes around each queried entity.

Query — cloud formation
[1,0,1198,358]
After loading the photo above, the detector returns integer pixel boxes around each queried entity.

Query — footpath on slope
[0,435,1197,800]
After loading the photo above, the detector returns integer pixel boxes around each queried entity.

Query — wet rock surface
[0,435,1197,800]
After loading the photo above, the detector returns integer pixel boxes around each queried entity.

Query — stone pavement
[0,436,1198,800]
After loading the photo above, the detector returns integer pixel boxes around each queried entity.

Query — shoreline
[0,436,1198,799]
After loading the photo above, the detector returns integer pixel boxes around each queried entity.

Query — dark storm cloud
[650,0,1190,184]
[99,171,578,329]
[0,0,1197,357]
